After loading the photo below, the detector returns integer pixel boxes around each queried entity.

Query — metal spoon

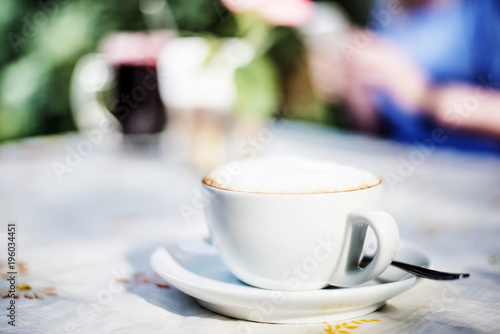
[360,256,470,280]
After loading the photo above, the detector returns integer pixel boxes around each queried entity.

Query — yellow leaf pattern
[0,262,58,300]
[322,319,380,334]
[117,272,170,291]
[1,284,57,299]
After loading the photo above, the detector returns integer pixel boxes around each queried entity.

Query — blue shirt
[371,0,500,153]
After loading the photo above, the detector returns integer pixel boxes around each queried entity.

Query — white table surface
[1,121,499,333]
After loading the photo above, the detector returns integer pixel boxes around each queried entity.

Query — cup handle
[70,53,118,131]
[329,208,399,287]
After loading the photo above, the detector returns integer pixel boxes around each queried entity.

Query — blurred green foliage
[234,56,280,118]
[0,0,372,142]
[0,0,223,142]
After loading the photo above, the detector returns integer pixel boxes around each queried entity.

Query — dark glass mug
[111,63,165,135]
[71,32,172,139]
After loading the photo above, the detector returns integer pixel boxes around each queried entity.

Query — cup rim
[201,178,382,195]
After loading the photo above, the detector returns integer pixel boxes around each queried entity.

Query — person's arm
[421,84,500,137]
[308,30,500,138]
[349,36,500,138]
[306,29,387,133]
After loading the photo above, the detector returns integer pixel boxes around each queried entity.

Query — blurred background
[2,0,499,158]
[1,2,499,332]
[0,0,370,142]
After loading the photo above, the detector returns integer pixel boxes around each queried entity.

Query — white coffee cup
[202,157,399,291]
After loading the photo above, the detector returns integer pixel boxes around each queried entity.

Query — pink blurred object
[97,31,174,135]
[221,0,315,27]
[99,31,173,66]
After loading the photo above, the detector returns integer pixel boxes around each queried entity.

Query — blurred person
[309,0,500,153]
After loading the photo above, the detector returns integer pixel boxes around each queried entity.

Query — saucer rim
[150,240,427,304]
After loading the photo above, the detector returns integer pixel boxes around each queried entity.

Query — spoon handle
[390,260,470,280]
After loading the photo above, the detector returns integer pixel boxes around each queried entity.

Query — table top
[1,121,499,333]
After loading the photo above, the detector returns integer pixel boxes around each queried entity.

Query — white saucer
[150,240,429,324]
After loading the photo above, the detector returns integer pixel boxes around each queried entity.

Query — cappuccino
[203,156,380,194]
[202,156,398,290]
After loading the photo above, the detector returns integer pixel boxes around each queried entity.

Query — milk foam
[203,156,381,194]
